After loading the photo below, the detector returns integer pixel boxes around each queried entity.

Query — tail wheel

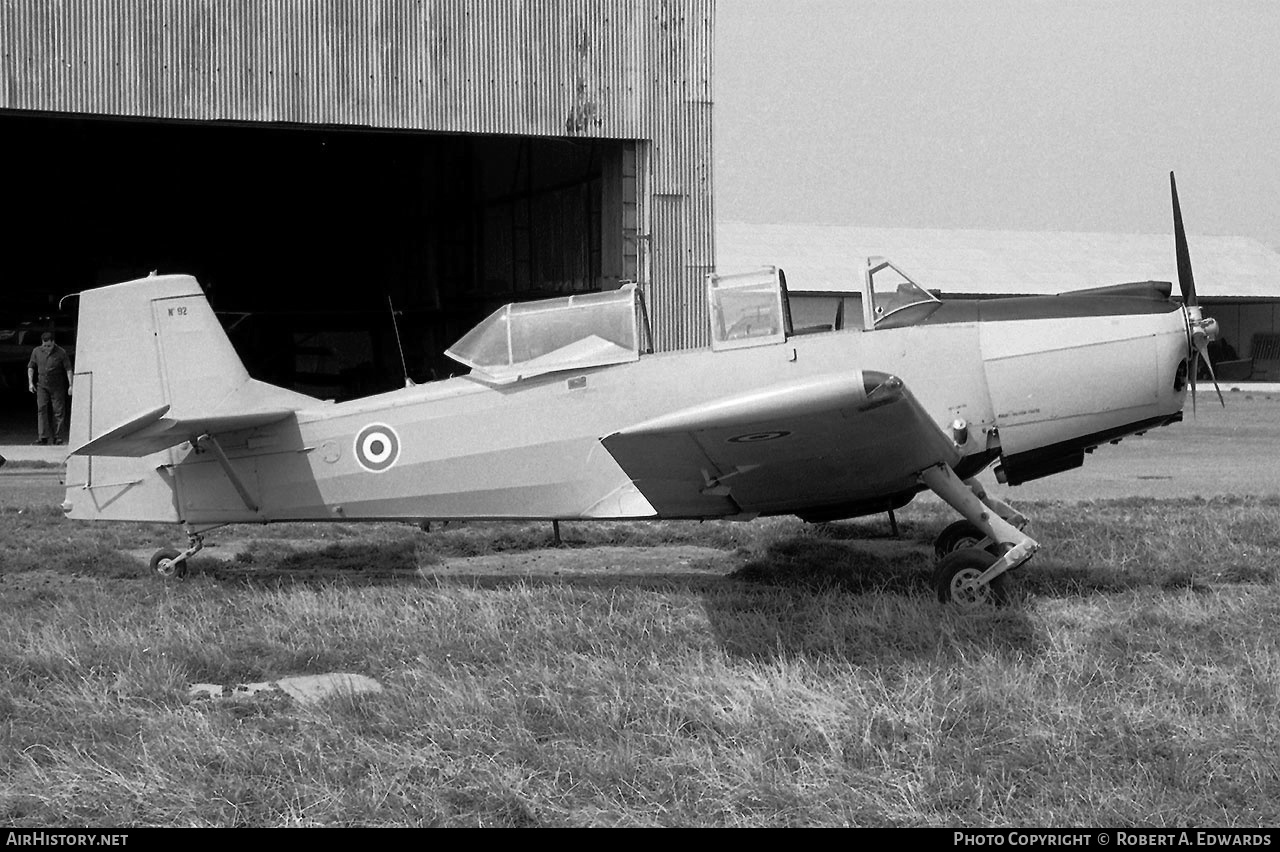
[149,548,187,580]
[933,519,994,559]
[934,547,1008,607]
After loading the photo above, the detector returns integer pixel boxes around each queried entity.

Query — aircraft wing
[601,370,961,518]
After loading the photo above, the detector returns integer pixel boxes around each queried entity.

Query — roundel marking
[727,430,792,444]
[354,423,401,472]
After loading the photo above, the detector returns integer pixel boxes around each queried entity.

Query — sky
[712,0,1280,249]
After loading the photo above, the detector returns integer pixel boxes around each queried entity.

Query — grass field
[2,477,1278,826]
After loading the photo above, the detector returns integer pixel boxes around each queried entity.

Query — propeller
[1170,172,1224,411]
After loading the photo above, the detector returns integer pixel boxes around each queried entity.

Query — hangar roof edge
[715,222,1280,299]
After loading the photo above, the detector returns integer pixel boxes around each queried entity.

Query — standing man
[27,331,73,445]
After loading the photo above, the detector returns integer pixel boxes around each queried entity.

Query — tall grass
[1,489,1278,826]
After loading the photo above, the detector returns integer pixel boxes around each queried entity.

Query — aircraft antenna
[388,295,414,388]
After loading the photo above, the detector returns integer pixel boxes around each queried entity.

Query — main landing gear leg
[919,464,1040,607]
[149,523,223,580]
[965,476,1029,532]
[932,476,1030,557]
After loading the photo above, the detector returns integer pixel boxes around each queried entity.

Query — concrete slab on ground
[0,443,68,464]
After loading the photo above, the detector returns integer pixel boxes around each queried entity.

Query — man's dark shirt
[28,344,72,391]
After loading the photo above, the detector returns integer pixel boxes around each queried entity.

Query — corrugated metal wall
[0,0,714,349]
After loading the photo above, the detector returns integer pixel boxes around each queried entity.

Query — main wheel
[934,547,1007,607]
[149,548,187,580]
[933,519,992,559]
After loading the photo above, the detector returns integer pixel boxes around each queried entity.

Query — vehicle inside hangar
[1,111,636,433]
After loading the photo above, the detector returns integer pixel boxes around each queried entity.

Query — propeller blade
[1189,349,1198,417]
[1171,171,1198,307]
[1196,341,1226,408]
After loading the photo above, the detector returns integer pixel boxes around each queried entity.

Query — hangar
[0,0,714,430]
[718,222,1280,382]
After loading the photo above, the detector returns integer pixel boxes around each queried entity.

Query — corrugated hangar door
[0,112,638,426]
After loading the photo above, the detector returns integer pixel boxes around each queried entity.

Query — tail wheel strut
[148,523,221,580]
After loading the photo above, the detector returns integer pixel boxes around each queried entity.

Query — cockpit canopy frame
[706,267,790,351]
[446,284,649,384]
[705,257,941,348]
[447,255,943,384]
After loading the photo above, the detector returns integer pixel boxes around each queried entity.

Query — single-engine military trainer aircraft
[63,174,1223,606]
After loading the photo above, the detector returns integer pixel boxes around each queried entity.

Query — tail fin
[68,274,316,458]
[65,274,319,522]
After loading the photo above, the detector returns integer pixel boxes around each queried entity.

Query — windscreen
[868,258,939,326]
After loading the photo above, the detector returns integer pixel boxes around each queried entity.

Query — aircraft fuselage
[66,292,1189,525]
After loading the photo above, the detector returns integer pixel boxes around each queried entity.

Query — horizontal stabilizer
[69,403,171,455]
[70,406,296,458]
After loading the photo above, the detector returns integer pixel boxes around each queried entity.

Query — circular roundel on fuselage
[727,430,792,444]
[354,423,401,473]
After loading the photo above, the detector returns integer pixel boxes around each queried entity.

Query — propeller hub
[1184,305,1218,351]
[1189,313,1218,351]
[1201,316,1219,342]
